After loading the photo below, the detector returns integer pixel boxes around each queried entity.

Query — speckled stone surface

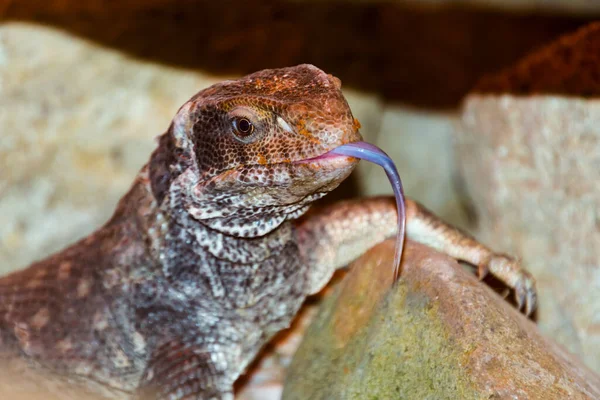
[457,22,600,373]
[283,240,600,399]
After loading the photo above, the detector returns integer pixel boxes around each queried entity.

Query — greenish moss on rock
[283,241,600,399]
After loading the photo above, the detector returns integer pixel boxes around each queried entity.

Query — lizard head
[150,64,362,237]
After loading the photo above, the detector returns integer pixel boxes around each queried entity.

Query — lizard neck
[118,163,309,313]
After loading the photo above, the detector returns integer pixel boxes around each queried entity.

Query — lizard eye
[229,106,261,143]
[233,117,254,137]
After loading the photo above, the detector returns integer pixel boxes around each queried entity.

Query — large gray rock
[283,240,600,399]
[456,22,600,373]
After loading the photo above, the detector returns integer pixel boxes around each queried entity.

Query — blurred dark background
[1,0,596,109]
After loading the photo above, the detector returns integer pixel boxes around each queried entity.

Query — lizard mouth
[292,147,357,165]
[204,147,357,186]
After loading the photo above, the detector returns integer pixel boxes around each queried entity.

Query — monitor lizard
[0,64,536,400]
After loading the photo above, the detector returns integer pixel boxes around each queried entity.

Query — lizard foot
[478,254,537,317]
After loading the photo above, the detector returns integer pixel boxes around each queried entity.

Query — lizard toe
[513,269,537,317]
[485,254,537,317]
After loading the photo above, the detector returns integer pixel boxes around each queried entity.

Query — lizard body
[0,65,536,399]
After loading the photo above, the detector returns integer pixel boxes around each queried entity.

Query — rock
[456,22,600,373]
[283,240,600,399]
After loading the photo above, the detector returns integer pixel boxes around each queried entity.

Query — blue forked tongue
[330,141,406,282]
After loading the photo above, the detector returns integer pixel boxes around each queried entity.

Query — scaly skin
[0,65,536,400]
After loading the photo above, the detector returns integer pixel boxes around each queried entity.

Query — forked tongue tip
[330,141,406,282]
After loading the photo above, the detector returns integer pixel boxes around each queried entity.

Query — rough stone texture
[456,23,600,373]
[283,240,600,400]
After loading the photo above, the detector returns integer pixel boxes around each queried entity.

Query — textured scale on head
[149,64,362,237]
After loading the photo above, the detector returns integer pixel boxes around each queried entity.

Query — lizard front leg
[297,196,537,316]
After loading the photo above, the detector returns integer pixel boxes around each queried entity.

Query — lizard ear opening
[149,129,177,205]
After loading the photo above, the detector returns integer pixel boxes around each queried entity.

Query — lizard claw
[515,284,526,311]
[485,254,537,317]
[515,272,537,317]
